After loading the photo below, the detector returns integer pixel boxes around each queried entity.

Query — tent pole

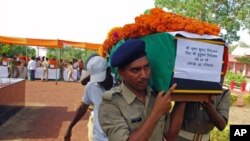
[59,47,62,82]
[37,46,39,57]
[60,48,62,61]
[55,47,58,85]
[25,42,28,80]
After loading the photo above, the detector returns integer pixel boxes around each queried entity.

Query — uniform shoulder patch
[102,86,122,100]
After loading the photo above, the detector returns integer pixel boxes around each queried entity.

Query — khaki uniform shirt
[42,61,49,70]
[180,88,230,135]
[99,83,169,141]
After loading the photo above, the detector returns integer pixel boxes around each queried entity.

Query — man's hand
[201,95,214,110]
[64,128,72,141]
[128,83,177,141]
[153,83,177,116]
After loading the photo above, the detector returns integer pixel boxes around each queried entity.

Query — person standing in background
[72,59,79,80]
[13,59,20,78]
[78,59,84,80]
[0,54,3,66]
[1,53,8,66]
[58,59,65,80]
[67,62,75,82]
[41,58,49,81]
[8,57,15,78]
[36,57,41,67]
[28,56,36,81]
[19,59,26,78]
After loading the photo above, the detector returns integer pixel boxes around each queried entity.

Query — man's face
[119,56,151,92]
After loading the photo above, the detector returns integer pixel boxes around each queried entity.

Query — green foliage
[154,0,250,43]
[228,44,237,54]
[243,94,250,105]
[0,43,36,57]
[46,48,58,59]
[210,124,229,141]
[238,41,250,48]
[83,50,98,61]
[46,47,97,62]
[235,56,250,64]
[230,93,238,106]
[225,71,246,86]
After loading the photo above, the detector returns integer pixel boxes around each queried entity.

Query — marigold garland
[100,8,220,57]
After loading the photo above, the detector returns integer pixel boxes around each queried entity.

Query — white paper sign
[173,39,224,82]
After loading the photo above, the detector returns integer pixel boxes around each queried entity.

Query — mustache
[138,78,148,83]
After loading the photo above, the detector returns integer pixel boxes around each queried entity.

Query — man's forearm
[68,103,89,129]
[165,102,186,141]
[204,104,227,130]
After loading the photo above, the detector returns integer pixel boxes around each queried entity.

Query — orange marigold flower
[100,7,221,57]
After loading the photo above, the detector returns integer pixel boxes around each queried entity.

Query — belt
[179,129,210,141]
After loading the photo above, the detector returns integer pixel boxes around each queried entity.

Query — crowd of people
[0,53,85,82]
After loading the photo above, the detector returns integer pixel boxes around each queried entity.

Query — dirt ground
[0,80,250,141]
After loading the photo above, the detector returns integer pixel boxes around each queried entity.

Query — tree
[154,0,250,44]
[238,41,250,48]
[46,46,97,62]
[236,56,250,64]
[229,44,237,53]
[0,43,36,57]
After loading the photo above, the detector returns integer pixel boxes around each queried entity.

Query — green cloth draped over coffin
[109,32,227,94]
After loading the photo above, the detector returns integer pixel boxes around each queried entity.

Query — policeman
[177,87,230,141]
[98,39,184,141]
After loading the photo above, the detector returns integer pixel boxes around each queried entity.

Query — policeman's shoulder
[222,85,229,90]
[222,85,230,92]
[102,86,122,100]
[222,85,231,96]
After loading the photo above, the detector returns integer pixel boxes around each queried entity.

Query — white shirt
[83,82,108,141]
[28,60,36,70]
[73,62,79,69]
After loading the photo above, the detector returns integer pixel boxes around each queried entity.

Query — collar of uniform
[121,82,153,105]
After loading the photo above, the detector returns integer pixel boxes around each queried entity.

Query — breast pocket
[119,105,144,132]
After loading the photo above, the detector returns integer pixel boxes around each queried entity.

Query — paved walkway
[230,89,250,124]
[229,105,250,124]
[0,80,88,141]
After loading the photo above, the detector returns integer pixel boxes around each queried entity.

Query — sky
[0,0,249,45]
[238,30,250,45]
[0,0,155,43]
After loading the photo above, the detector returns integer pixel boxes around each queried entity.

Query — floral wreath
[99,8,220,57]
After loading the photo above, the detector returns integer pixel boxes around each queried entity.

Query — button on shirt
[99,83,169,141]
[83,82,108,141]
